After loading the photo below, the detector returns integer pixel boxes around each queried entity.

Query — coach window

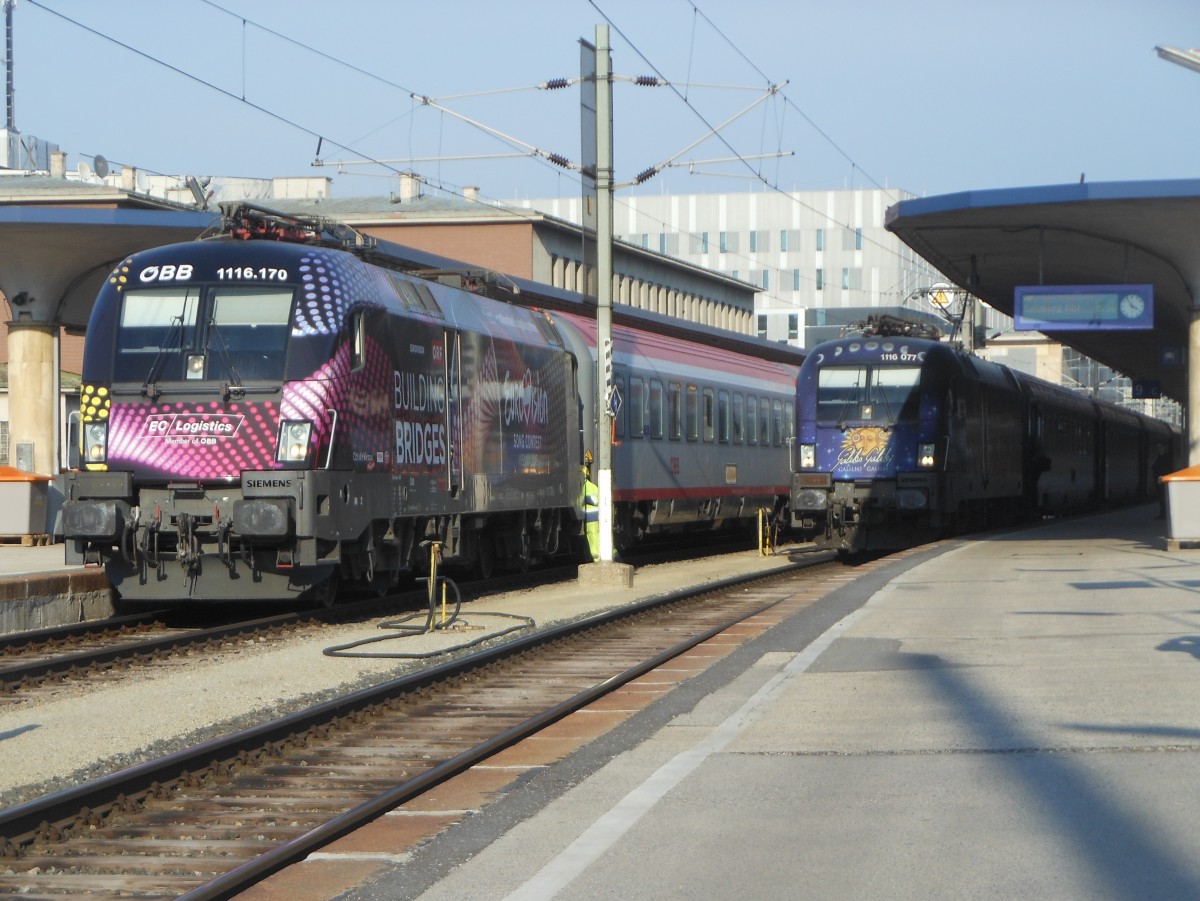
[629,378,645,438]
[760,397,771,446]
[717,390,730,443]
[649,379,664,439]
[685,386,700,441]
[746,395,758,446]
[702,388,716,442]
[732,393,744,443]
[771,399,783,446]
[668,382,682,440]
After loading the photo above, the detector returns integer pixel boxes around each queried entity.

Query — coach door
[444,329,464,497]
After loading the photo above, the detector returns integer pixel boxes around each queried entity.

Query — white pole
[595,24,615,563]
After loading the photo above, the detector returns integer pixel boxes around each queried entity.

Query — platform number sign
[1132,380,1162,399]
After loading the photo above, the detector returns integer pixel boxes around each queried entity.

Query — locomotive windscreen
[114,285,293,384]
[816,365,921,425]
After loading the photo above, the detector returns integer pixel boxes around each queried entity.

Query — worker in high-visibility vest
[582,451,600,562]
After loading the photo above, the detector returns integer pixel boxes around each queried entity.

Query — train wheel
[316,572,340,608]
[519,529,532,572]
[477,531,496,580]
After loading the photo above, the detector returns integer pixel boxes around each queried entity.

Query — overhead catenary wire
[30,0,930,307]
[24,0,405,183]
[587,0,913,265]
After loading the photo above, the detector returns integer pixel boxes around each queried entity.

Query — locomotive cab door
[445,329,463,497]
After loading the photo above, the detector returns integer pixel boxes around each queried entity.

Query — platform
[257,504,1200,901]
[0,540,110,633]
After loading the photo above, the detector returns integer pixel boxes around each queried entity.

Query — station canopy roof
[0,178,216,329]
[885,179,1200,404]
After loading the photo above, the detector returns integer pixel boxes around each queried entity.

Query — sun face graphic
[840,426,891,462]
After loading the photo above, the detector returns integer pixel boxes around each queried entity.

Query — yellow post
[428,541,440,611]
[758,508,775,556]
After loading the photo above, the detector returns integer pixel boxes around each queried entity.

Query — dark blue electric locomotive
[790,335,1176,551]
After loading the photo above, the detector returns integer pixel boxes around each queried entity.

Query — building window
[749,231,757,253]
[757,314,767,338]
[815,228,824,251]
[641,233,649,249]
[855,227,863,250]
[780,229,789,252]
[761,269,770,291]
[701,231,709,253]
[659,233,667,254]
[788,313,798,340]
[719,231,728,253]
[842,267,850,290]
[815,268,824,290]
[793,269,800,291]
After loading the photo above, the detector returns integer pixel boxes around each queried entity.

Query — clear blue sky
[12,0,1200,204]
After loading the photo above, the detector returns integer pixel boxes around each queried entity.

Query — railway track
[0,561,593,701]
[0,554,852,900]
[0,610,321,701]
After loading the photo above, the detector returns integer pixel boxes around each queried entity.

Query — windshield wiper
[141,315,185,400]
[205,317,246,402]
[836,379,863,432]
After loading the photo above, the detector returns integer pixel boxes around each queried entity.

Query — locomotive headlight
[276,420,313,462]
[799,443,816,469]
[918,443,937,468]
[793,489,828,511]
[186,354,206,379]
[84,422,108,463]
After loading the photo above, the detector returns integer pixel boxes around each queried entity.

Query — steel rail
[0,559,812,866]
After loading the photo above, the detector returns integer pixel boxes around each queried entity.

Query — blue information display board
[1014,284,1154,331]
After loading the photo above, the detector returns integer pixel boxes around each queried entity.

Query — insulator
[635,166,658,184]
[635,75,661,86]
[543,77,570,90]
[547,153,572,169]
